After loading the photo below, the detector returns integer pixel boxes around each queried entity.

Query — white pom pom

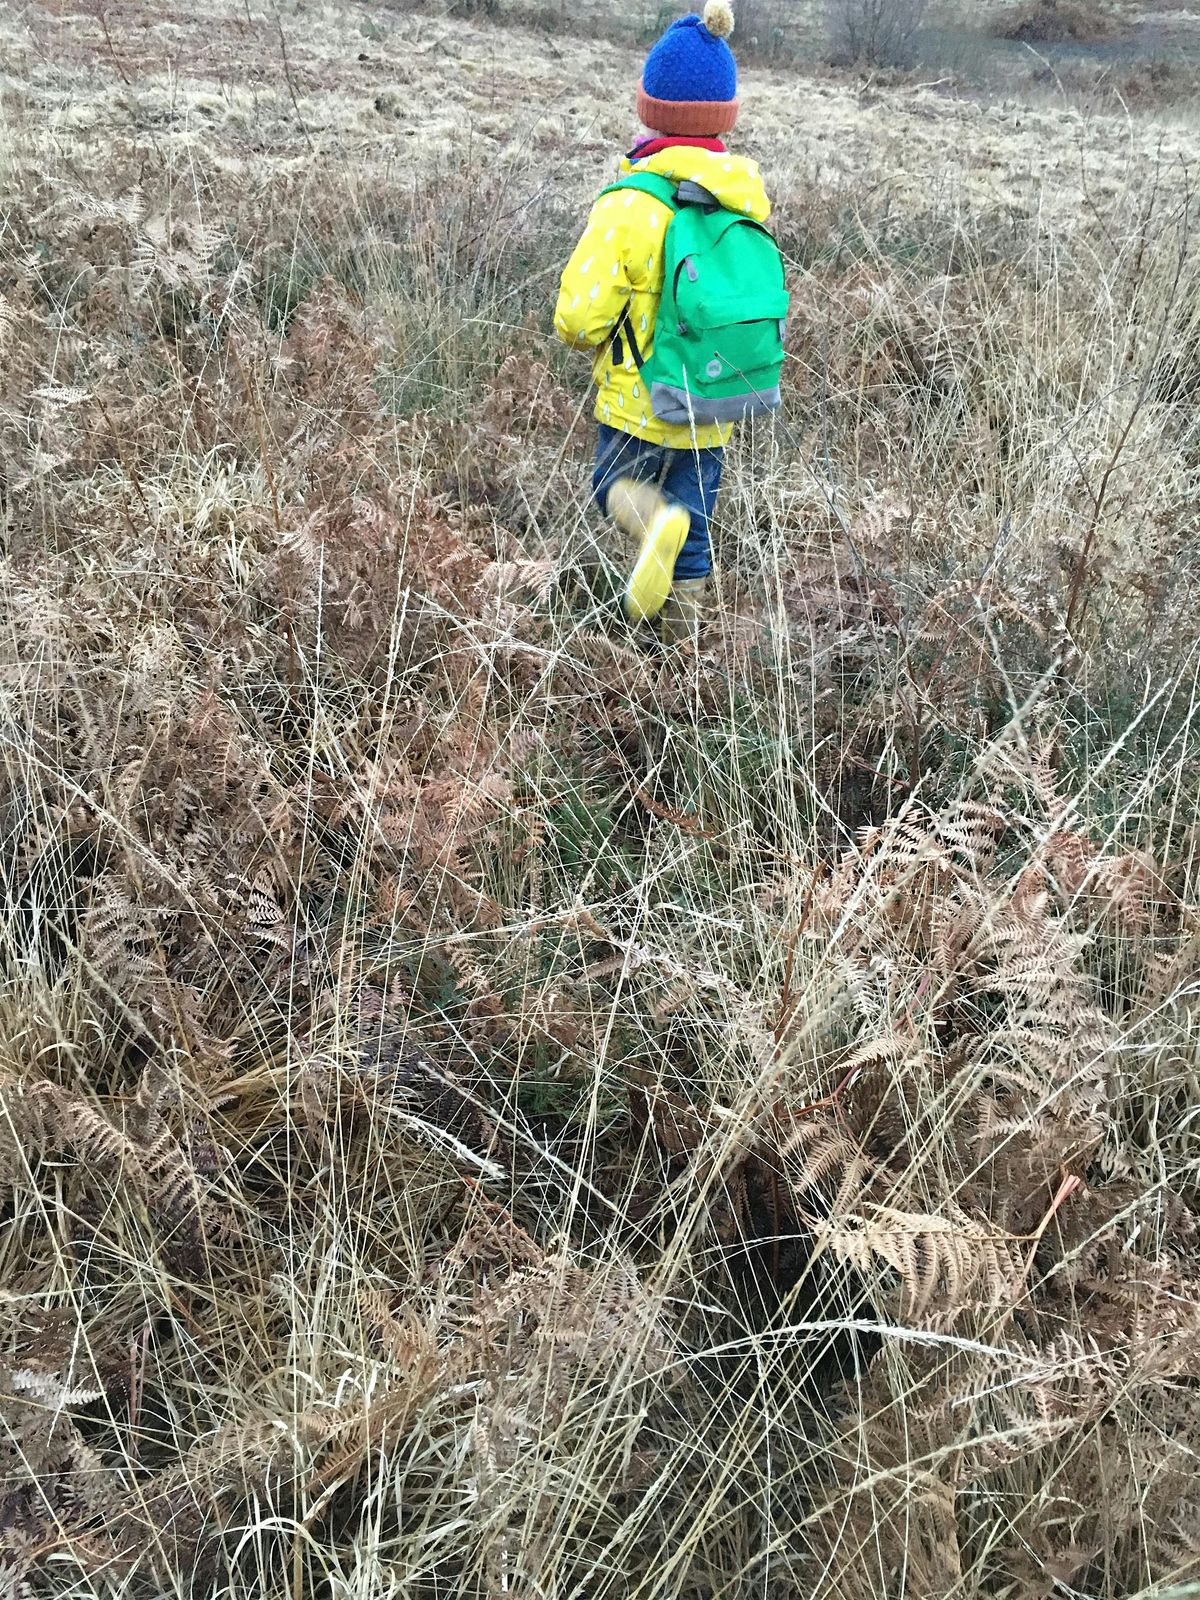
[703,0,734,38]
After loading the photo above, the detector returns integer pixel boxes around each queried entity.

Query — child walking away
[554,0,786,648]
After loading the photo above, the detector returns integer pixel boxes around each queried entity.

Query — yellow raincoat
[554,145,772,450]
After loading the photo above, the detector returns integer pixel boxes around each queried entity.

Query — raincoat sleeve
[554,192,632,351]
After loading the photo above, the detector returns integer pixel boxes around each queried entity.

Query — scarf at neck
[627,134,727,161]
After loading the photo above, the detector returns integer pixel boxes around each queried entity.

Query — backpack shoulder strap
[597,171,680,209]
[595,172,680,374]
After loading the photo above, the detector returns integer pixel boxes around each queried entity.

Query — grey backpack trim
[650,381,783,426]
[674,180,720,211]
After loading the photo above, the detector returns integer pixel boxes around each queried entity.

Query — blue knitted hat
[638,2,738,137]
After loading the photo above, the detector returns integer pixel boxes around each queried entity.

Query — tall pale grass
[0,20,1198,1598]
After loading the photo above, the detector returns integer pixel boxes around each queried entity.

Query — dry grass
[2,0,1200,1595]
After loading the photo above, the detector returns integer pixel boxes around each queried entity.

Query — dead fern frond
[816,1201,1023,1322]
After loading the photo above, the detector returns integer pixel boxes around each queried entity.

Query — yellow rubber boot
[606,478,691,624]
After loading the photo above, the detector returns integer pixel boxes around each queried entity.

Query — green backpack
[598,169,789,427]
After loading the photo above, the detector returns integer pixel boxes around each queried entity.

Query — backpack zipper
[673,257,699,334]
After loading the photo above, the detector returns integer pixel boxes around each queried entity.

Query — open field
[2,0,1200,1595]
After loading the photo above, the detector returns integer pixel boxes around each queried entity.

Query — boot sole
[623,509,691,623]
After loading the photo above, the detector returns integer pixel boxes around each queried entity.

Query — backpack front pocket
[652,282,788,422]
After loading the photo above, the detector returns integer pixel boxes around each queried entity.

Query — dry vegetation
[989,0,1123,44]
[2,0,1200,1595]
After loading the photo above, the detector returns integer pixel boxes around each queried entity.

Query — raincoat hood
[619,145,771,225]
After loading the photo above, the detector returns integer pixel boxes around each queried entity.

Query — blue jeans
[591,423,724,582]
